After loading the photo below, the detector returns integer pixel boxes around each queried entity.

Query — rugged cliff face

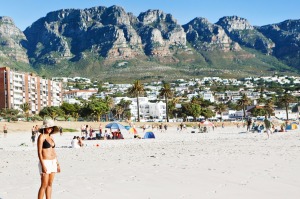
[24,6,146,64]
[136,9,186,56]
[183,17,241,52]
[1,5,300,79]
[23,6,188,65]
[216,16,275,55]
[0,16,29,63]
[258,19,300,69]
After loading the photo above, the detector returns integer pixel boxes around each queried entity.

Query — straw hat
[39,119,59,134]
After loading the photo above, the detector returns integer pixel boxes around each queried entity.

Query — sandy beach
[1,121,300,199]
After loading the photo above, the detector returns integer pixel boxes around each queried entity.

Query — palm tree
[278,94,296,120]
[159,83,173,122]
[264,99,274,117]
[118,99,132,119]
[104,96,114,121]
[237,94,252,119]
[214,103,227,120]
[20,102,30,121]
[115,105,124,120]
[73,112,79,121]
[128,80,144,122]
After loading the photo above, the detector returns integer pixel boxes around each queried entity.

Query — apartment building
[0,67,62,114]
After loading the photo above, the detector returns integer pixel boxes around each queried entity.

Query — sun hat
[39,119,59,134]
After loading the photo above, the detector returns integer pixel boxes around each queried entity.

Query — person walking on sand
[3,123,8,137]
[264,115,273,139]
[180,123,183,131]
[37,119,61,199]
[164,124,168,131]
[246,118,252,132]
[31,126,36,146]
[99,123,103,137]
[34,125,39,135]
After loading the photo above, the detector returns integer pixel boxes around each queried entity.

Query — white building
[199,91,215,103]
[63,89,98,101]
[114,97,166,121]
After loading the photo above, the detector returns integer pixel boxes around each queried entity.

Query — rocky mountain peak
[0,16,14,24]
[0,16,29,63]
[138,9,177,25]
[217,16,254,32]
[217,16,274,54]
[101,5,131,26]
[183,17,241,52]
[275,19,300,32]
[2,6,300,78]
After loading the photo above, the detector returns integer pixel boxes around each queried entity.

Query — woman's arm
[37,134,46,173]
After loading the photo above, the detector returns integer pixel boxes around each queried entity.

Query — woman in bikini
[37,119,61,199]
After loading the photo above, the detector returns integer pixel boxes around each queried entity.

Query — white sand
[1,125,300,199]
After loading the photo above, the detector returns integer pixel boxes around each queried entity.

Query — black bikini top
[42,138,55,149]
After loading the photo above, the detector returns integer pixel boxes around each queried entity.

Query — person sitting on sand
[71,136,80,148]
[118,132,124,139]
[104,129,110,139]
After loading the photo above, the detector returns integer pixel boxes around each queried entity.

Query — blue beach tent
[143,131,155,139]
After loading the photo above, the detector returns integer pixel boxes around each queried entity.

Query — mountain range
[1,5,300,81]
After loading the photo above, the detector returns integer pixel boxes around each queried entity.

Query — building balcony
[13,89,23,94]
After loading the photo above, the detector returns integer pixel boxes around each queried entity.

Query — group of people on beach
[80,123,103,138]
[79,123,125,140]
[240,116,289,139]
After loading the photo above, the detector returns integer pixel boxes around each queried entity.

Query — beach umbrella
[129,127,138,135]
[202,120,214,127]
[124,126,131,130]
[105,122,126,129]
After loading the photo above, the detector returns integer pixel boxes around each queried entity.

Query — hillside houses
[54,75,300,121]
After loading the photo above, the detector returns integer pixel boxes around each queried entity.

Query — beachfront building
[114,97,166,121]
[0,67,62,114]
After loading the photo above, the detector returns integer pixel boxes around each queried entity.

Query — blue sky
[1,0,300,30]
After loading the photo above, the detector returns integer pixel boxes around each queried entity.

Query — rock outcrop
[258,19,300,68]
[216,16,274,54]
[23,7,188,65]
[136,10,186,56]
[0,16,29,63]
[183,17,241,52]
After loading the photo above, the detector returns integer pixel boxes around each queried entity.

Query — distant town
[1,66,299,122]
